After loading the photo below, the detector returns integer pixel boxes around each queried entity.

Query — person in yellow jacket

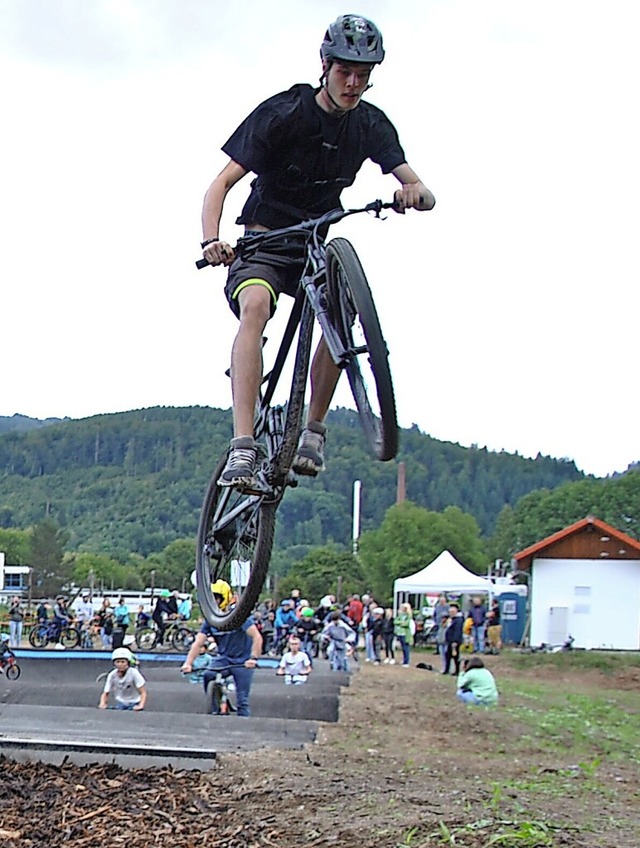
[461,614,474,653]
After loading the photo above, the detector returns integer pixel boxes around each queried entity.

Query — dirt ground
[0,654,638,847]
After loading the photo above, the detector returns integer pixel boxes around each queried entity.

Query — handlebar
[195,198,407,270]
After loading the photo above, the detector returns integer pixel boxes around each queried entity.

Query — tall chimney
[396,461,406,503]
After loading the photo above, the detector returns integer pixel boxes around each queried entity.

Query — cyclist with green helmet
[296,606,320,659]
[152,588,178,646]
[200,14,435,490]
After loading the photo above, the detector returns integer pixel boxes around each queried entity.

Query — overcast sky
[1,0,638,478]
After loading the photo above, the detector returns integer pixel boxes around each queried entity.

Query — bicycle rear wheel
[28,626,47,649]
[196,449,276,632]
[325,237,398,461]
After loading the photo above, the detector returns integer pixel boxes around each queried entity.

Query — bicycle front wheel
[171,626,196,653]
[196,450,276,632]
[6,663,21,681]
[60,627,80,649]
[325,237,398,461]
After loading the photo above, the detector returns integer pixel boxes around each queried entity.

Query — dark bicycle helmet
[320,14,385,65]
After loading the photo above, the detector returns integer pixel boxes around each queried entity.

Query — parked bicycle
[134,619,196,652]
[0,639,21,680]
[28,620,81,649]
[196,199,414,631]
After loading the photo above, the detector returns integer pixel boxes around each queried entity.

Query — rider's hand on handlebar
[203,239,236,267]
[393,182,435,213]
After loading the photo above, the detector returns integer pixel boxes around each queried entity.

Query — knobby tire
[196,452,276,631]
[325,237,398,460]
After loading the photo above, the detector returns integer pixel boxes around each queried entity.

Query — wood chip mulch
[0,757,278,847]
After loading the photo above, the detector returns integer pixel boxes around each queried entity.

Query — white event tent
[393,550,492,611]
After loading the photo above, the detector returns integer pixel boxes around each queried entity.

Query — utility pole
[352,480,361,555]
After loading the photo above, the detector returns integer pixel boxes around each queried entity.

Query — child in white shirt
[277,635,312,684]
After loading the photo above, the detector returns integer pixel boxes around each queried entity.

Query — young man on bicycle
[201,14,435,489]
[181,580,263,716]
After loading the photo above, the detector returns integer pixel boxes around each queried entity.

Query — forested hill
[0,406,585,559]
[0,414,67,435]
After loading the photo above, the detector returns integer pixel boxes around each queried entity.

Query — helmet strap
[319,60,373,111]
[320,64,351,114]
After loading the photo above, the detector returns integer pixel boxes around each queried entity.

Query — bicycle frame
[224,201,394,484]
[196,199,402,628]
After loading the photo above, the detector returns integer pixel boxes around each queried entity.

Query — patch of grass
[425,817,570,847]
[502,649,640,675]
[500,679,640,762]
[488,764,610,804]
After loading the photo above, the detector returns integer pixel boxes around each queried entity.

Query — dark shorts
[224,235,307,319]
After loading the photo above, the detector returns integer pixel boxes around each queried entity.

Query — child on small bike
[0,635,14,666]
[277,635,312,684]
[322,611,356,672]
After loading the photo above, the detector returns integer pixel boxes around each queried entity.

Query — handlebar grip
[392,190,435,212]
[195,258,210,270]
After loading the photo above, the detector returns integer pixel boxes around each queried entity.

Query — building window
[574,586,591,597]
[3,574,25,589]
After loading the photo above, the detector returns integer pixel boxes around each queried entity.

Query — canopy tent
[393,550,492,605]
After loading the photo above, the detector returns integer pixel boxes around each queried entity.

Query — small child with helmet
[99,647,147,711]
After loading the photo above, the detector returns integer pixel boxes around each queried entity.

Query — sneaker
[292,421,326,476]
[388,659,395,665]
[218,437,257,487]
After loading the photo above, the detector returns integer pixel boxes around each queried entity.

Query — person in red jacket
[346,594,364,627]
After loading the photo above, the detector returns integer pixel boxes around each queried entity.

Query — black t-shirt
[222,84,406,229]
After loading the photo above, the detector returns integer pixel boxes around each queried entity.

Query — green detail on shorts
[234,278,277,304]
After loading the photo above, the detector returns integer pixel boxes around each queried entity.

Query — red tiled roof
[513,515,640,562]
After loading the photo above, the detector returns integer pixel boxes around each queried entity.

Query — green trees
[276,546,365,603]
[0,527,31,565]
[70,551,143,593]
[3,406,634,604]
[29,519,71,597]
[487,471,640,560]
[145,538,196,592]
[357,502,486,603]
[0,406,587,564]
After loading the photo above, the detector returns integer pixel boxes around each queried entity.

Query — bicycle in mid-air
[195,198,428,631]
